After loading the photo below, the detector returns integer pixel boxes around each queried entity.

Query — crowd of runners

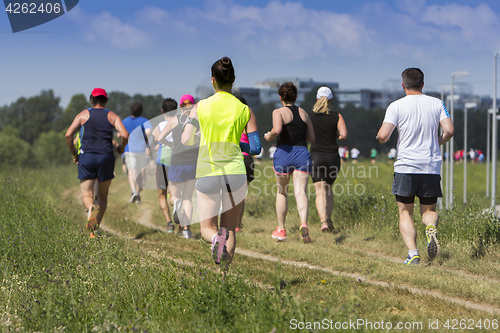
[65,60,454,273]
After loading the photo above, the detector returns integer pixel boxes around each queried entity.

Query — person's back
[80,108,114,154]
[386,94,447,173]
[123,115,150,153]
[277,105,308,148]
[309,111,339,154]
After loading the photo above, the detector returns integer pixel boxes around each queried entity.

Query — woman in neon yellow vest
[182,57,261,276]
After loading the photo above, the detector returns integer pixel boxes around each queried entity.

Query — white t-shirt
[350,148,360,159]
[383,94,450,174]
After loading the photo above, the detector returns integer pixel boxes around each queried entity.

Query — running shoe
[134,194,141,204]
[173,199,182,225]
[425,225,440,258]
[320,220,334,233]
[182,229,192,239]
[212,227,229,265]
[166,222,174,234]
[235,227,241,233]
[271,227,287,241]
[86,204,100,232]
[300,224,312,244]
[129,193,139,204]
[89,230,101,239]
[403,255,421,265]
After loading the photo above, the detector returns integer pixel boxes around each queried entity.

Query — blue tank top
[80,108,114,154]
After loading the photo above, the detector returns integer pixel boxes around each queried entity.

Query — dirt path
[69,185,500,316]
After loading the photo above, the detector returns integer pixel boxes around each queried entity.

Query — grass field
[1,159,500,332]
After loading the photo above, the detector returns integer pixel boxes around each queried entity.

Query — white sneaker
[182,229,192,239]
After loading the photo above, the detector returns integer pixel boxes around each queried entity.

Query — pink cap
[180,94,195,106]
[91,88,107,97]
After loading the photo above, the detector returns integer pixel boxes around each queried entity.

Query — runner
[309,87,347,233]
[370,148,378,164]
[235,96,255,233]
[264,82,315,243]
[64,87,129,238]
[157,94,198,239]
[151,98,176,233]
[350,147,360,163]
[376,67,454,265]
[181,56,260,276]
[122,102,152,204]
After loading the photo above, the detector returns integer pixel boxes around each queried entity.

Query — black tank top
[277,106,307,147]
[80,108,114,154]
[171,111,199,165]
[309,111,339,154]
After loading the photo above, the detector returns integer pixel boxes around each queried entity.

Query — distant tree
[55,94,91,132]
[0,90,62,144]
[33,130,70,167]
[0,126,35,168]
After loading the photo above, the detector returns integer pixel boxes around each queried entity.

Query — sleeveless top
[80,108,114,154]
[170,110,199,166]
[156,120,173,166]
[309,111,339,154]
[277,105,307,147]
[196,91,250,178]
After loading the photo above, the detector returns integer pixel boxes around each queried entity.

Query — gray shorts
[392,173,442,202]
[196,175,246,194]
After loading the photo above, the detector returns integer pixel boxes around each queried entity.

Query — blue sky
[1,0,500,108]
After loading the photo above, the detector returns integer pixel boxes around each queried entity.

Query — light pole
[464,102,477,204]
[491,52,500,209]
[449,71,469,208]
[440,85,451,210]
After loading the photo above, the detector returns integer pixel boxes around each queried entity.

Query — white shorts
[124,152,147,171]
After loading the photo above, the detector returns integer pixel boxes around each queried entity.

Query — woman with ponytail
[181,57,261,277]
[309,87,347,232]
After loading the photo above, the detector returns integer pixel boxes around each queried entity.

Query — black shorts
[196,175,246,195]
[156,164,169,190]
[310,152,341,185]
[244,155,255,183]
[392,173,442,204]
[78,152,115,182]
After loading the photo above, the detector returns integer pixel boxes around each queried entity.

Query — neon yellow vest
[196,91,250,178]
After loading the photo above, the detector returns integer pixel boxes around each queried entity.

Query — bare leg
[292,171,309,225]
[314,181,327,222]
[96,180,111,225]
[275,173,290,230]
[420,203,439,227]
[80,179,96,211]
[181,179,196,228]
[157,189,171,223]
[398,201,417,251]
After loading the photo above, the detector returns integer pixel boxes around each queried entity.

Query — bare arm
[158,117,178,143]
[181,104,199,145]
[303,111,315,143]
[337,113,348,140]
[65,110,87,164]
[108,111,129,154]
[264,109,283,142]
[439,117,454,145]
[376,122,396,143]
[245,108,258,133]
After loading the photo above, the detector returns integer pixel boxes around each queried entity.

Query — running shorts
[244,155,255,182]
[273,145,311,174]
[392,173,442,204]
[196,175,247,194]
[168,164,196,183]
[78,152,115,182]
[310,152,341,185]
[156,163,169,190]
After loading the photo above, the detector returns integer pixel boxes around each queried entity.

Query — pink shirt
[240,133,250,156]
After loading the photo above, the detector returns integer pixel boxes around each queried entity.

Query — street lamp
[449,71,469,208]
[491,52,500,209]
[440,85,451,210]
[464,102,477,204]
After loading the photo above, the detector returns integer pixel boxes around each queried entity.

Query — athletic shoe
[321,220,334,233]
[426,225,440,258]
[89,230,101,239]
[134,194,141,204]
[300,224,312,244]
[271,227,287,241]
[173,199,182,225]
[86,204,100,232]
[235,227,241,233]
[129,193,138,203]
[166,222,174,234]
[182,229,192,239]
[212,227,229,265]
[403,255,421,265]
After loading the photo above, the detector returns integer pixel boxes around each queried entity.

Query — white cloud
[67,7,150,50]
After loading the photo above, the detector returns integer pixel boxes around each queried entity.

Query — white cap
[316,86,333,100]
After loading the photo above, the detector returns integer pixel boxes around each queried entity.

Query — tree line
[0,89,493,169]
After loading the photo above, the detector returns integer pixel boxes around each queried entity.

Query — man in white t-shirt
[350,147,360,163]
[376,68,454,265]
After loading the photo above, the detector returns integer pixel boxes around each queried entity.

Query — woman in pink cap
[157,94,198,239]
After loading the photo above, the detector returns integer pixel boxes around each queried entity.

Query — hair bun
[220,57,232,69]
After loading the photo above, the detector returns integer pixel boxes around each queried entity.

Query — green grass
[2,161,500,332]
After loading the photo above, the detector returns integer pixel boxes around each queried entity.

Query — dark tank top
[80,108,114,154]
[170,111,199,165]
[277,105,307,147]
[309,111,339,154]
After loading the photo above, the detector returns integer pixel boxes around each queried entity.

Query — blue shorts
[168,164,196,183]
[273,145,311,174]
[78,152,115,182]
